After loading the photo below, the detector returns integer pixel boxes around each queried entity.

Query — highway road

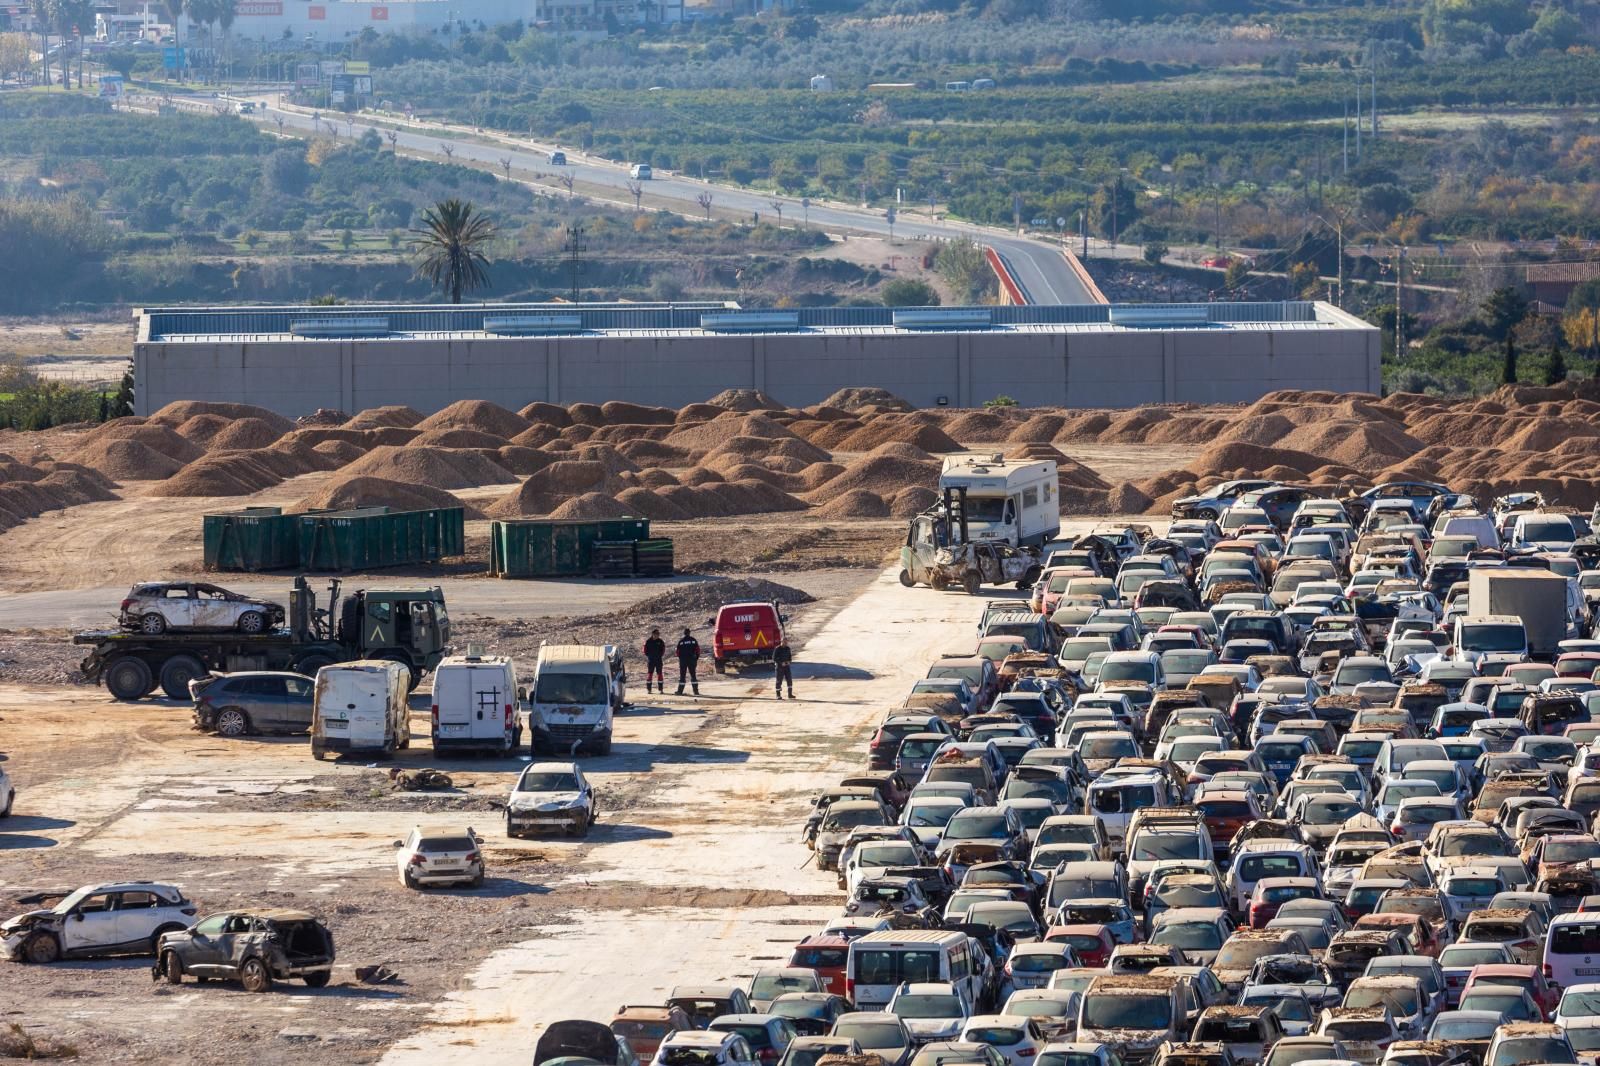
[240,94,1098,304]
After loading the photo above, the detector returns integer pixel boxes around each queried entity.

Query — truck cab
[938,454,1060,548]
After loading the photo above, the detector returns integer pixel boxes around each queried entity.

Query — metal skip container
[297,506,467,572]
[203,506,300,571]
[489,518,650,578]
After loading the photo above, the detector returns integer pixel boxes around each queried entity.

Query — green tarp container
[298,506,466,572]
[490,518,650,578]
[203,507,300,572]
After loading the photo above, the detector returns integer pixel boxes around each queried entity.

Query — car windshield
[1323,1021,1393,1041]
[534,673,608,704]
[1063,639,1111,660]
[1459,991,1524,1013]
[416,836,476,852]
[1382,782,1438,804]
[1080,736,1138,760]
[1345,987,1419,1015]
[1081,993,1170,1030]
[893,994,964,1019]
[1444,877,1500,897]
[1439,945,1505,967]
[1130,833,1205,861]
[965,1027,1026,1046]
[1545,840,1600,863]
[824,809,886,830]
[1155,883,1223,908]
[1237,855,1304,881]
[857,844,920,867]
[1461,624,1525,652]
[1100,662,1155,684]
[518,772,578,792]
[907,804,960,828]
[1303,797,1362,823]
[831,1020,907,1050]
[1431,1016,1498,1039]
[1562,989,1600,1016]
[1153,922,1224,951]
[664,1049,723,1066]
[1216,939,1290,968]
[947,813,1007,838]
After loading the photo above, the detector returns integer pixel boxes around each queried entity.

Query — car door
[281,675,315,732]
[112,889,168,952]
[191,584,239,629]
[181,914,234,975]
[156,585,195,629]
[58,890,119,955]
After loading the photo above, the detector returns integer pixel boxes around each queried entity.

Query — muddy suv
[155,909,334,991]
[2,881,197,963]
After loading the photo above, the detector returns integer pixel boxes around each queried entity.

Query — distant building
[1527,260,1600,307]
[809,74,832,91]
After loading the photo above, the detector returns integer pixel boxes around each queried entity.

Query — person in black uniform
[642,628,666,693]
[772,636,795,699]
[675,628,701,696]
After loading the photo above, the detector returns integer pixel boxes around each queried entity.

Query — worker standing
[773,636,795,700]
[675,627,701,696]
[642,627,666,694]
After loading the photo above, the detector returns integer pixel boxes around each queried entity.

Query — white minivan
[1545,913,1600,991]
[311,659,411,760]
[529,645,616,757]
[846,930,982,1008]
[431,651,521,755]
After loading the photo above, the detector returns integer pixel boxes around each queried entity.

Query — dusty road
[0,561,993,1063]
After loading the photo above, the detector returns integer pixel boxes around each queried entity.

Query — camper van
[311,659,411,760]
[431,651,521,755]
[529,645,617,757]
[938,454,1060,548]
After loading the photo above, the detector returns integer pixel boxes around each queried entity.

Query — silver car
[505,762,595,838]
[394,827,485,888]
[120,581,285,635]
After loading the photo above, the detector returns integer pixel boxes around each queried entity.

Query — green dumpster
[490,518,650,578]
[297,506,467,572]
[203,507,300,571]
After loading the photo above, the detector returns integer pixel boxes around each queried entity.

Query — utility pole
[1354,85,1362,162]
[1110,175,1119,249]
[1371,53,1378,139]
[1342,99,1349,175]
[1395,245,1407,359]
[1080,210,1087,258]
[564,222,586,304]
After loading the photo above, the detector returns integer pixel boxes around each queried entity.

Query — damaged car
[120,582,286,635]
[2,881,197,963]
[154,909,334,991]
[506,761,597,839]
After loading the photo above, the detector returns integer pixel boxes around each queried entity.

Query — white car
[959,1015,1049,1066]
[119,581,285,634]
[505,761,595,838]
[394,827,485,889]
[1,882,196,963]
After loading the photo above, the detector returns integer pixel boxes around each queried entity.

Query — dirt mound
[629,577,815,617]
[1059,486,1113,514]
[312,440,368,465]
[411,427,510,449]
[676,402,726,423]
[491,445,552,475]
[820,387,913,413]
[1054,411,1112,443]
[510,423,562,448]
[835,415,963,453]
[1105,481,1156,514]
[486,460,629,518]
[614,438,696,466]
[868,441,935,462]
[802,404,854,422]
[208,417,285,452]
[1500,416,1600,453]
[1006,413,1069,443]
[1098,408,1166,444]
[1143,415,1235,445]
[941,410,1013,442]
[573,443,643,475]
[1213,414,1296,447]
[82,422,204,463]
[344,405,424,430]
[1189,440,1323,480]
[667,413,803,453]
[889,485,940,517]
[814,453,940,498]
[151,452,286,496]
[614,486,689,520]
[703,434,832,469]
[512,401,569,427]
[567,403,605,427]
[67,438,184,481]
[293,475,481,518]
[799,419,867,451]
[706,388,784,411]
[814,488,890,518]
[415,400,531,439]
[599,400,676,425]
[679,467,725,487]
[341,445,517,489]
[799,462,847,489]
[1277,419,1424,473]
[147,401,295,435]
[174,413,233,445]
[546,492,639,520]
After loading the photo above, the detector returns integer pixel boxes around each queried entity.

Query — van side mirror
[704,617,714,627]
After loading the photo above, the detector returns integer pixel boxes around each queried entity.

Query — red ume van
[711,601,786,673]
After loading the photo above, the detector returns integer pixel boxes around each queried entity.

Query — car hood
[507,791,584,812]
[902,1018,964,1039]
[1174,494,1221,509]
[1,908,54,932]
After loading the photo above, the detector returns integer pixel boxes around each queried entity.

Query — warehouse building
[132,300,1381,417]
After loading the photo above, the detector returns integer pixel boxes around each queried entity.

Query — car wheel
[105,656,154,701]
[23,932,60,964]
[162,951,184,985]
[470,870,484,888]
[402,869,418,889]
[215,708,250,737]
[930,573,948,591]
[237,610,266,634]
[159,654,206,701]
[0,788,12,817]
[302,971,330,988]
[140,612,167,634]
[239,957,272,993]
[962,571,981,595]
[294,654,334,676]
[898,569,914,587]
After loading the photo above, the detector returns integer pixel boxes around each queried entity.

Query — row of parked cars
[531,481,1600,1066]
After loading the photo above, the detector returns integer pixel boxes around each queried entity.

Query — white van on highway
[529,645,615,757]
[431,651,520,755]
[311,659,410,760]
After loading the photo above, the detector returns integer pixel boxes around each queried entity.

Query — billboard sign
[343,60,369,73]
[234,1,281,13]
[98,73,123,98]
[161,45,185,69]
[295,61,320,87]
[308,4,325,17]
[369,5,387,18]
[353,75,372,95]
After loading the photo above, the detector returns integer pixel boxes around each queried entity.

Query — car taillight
[1017,1051,1036,1058]
[845,978,854,1000]
[431,704,439,728]
[1546,964,1556,978]
[1391,825,1406,838]
[466,851,479,863]
[120,598,134,611]
[409,854,426,865]
[759,1051,778,1063]
[504,703,513,729]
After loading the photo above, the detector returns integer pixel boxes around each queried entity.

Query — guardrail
[1061,249,1110,305]
[984,246,1028,305]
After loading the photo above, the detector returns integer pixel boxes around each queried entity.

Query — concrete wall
[135,322,1382,416]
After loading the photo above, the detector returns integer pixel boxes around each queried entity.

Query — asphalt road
[240,95,1097,305]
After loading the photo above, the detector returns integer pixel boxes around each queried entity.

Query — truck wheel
[311,745,326,761]
[930,573,948,592]
[294,653,334,676]
[898,569,914,588]
[236,610,266,634]
[962,571,981,595]
[105,657,154,702]
[594,736,612,757]
[215,708,250,737]
[139,613,167,634]
[159,655,206,701]
[239,957,272,993]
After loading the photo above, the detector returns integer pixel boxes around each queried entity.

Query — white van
[846,930,981,1008]
[1224,841,1320,915]
[629,163,652,180]
[311,659,411,760]
[431,651,520,755]
[1545,913,1600,991]
[529,645,616,757]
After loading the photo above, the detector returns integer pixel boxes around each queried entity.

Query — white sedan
[960,1015,1050,1066]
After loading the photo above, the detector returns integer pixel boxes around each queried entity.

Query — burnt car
[120,582,286,635]
[153,909,334,991]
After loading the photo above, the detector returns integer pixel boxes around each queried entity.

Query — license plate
[1578,968,1600,976]
[441,724,466,735]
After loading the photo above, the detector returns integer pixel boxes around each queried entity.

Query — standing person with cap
[675,627,701,696]
[642,627,666,694]
[772,635,795,699]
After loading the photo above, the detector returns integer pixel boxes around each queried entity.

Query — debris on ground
[354,964,400,985]
[389,768,454,791]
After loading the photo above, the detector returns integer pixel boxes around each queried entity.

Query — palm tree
[410,199,495,304]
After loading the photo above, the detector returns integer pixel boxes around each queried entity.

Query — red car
[1248,877,1322,929]
[1462,963,1558,1019]
[1196,790,1263,853]
[710,601,786,673]
[787,935,849,997]
[1043,923,1116,968]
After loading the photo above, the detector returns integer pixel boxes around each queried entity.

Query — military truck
[74,577,450,701]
